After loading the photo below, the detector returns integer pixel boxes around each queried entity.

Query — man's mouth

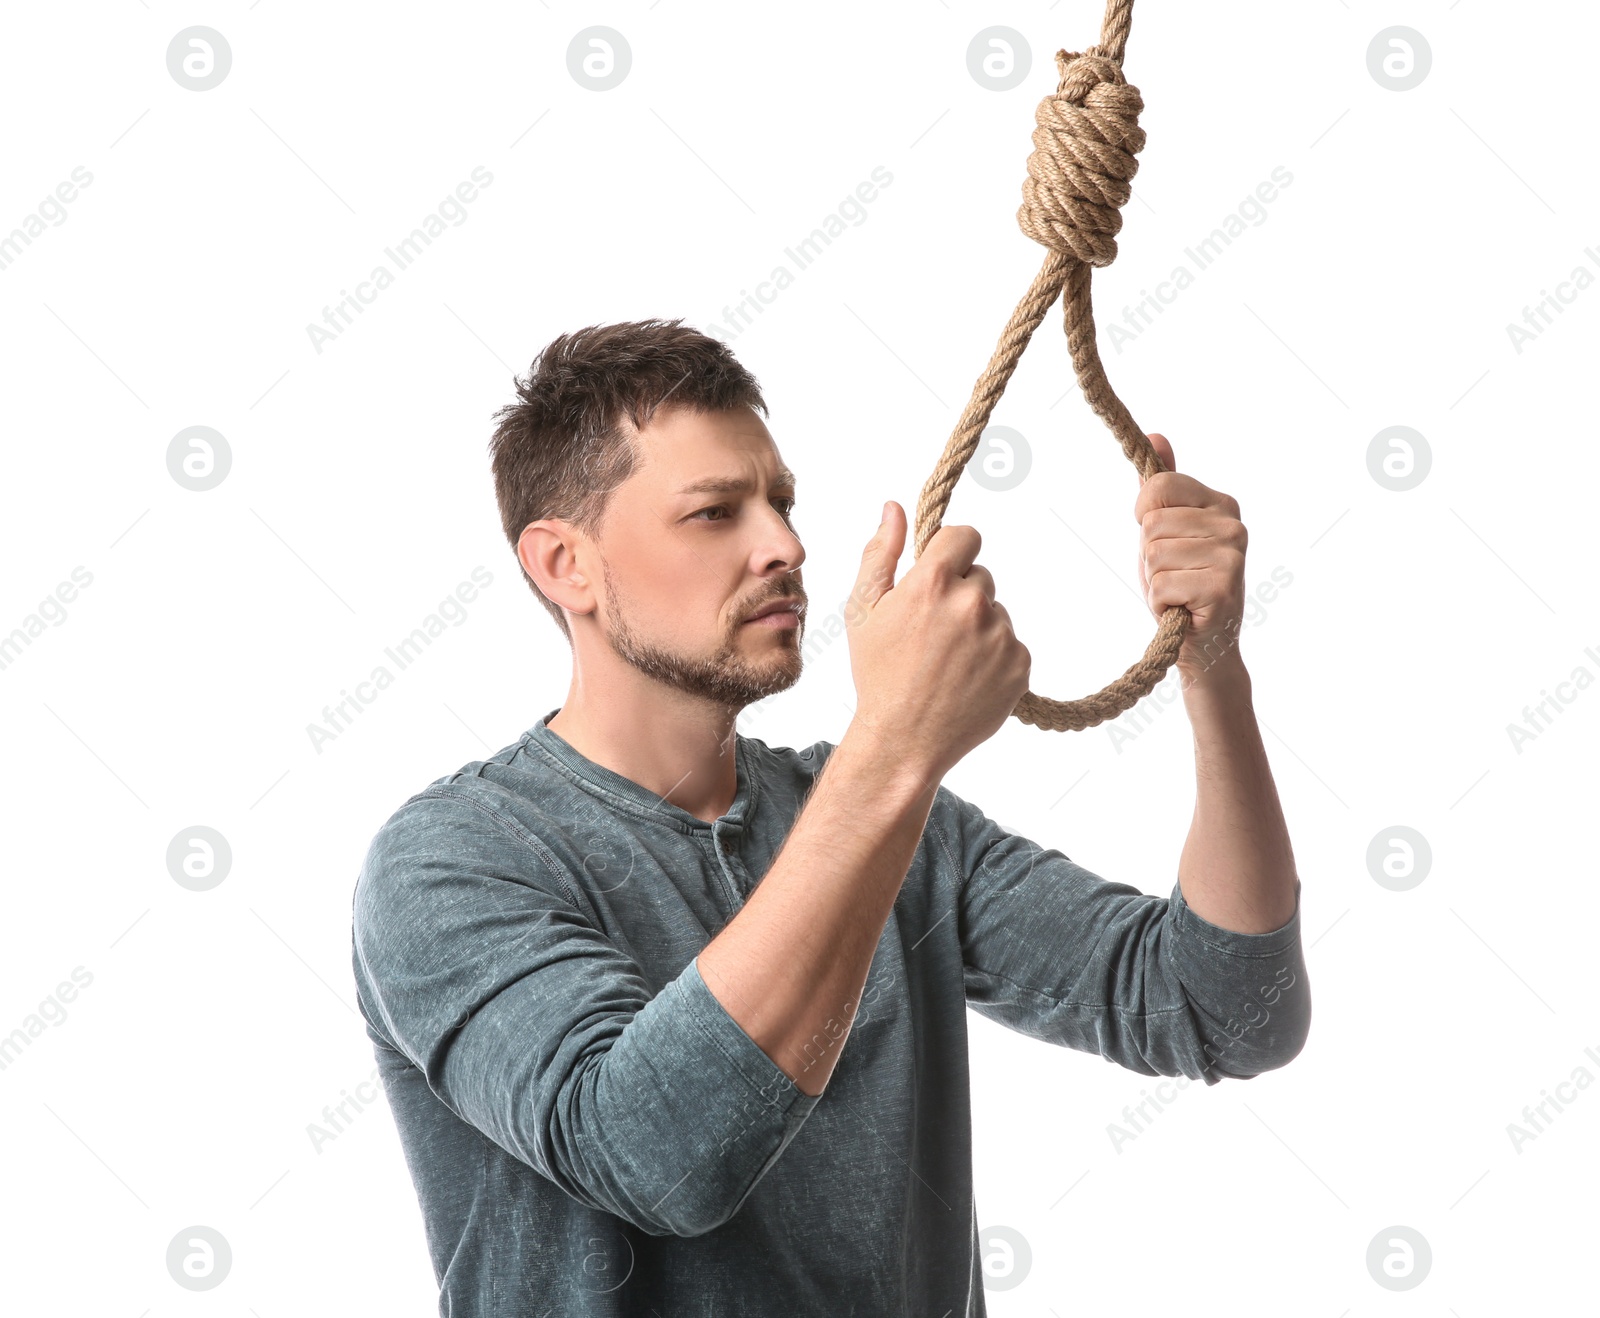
[743,600,804,627]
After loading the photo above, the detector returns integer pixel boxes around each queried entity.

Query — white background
[1,1,1595,1313]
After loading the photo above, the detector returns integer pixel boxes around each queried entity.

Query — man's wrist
[1177,648,1252,705]
[837,716,945,808]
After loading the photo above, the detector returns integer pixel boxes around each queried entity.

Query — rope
[912,0,1189,733]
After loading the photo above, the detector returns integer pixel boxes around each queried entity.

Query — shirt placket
[709,820,751,908]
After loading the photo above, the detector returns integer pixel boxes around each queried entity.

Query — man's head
[490,319,808,713]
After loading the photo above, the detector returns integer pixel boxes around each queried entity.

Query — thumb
[852,500,906,613]
[1143,431,1176,480]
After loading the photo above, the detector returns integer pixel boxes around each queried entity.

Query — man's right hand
[844,500,1032,785]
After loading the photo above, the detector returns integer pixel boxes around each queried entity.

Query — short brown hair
[488,318,768,641]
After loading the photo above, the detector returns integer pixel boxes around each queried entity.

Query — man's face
[586,404,808,711]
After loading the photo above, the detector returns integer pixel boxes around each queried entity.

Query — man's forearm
[695,723,940,1097]
[1175,654,1300,934]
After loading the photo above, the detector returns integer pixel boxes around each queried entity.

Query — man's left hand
[1134,432,1248,679]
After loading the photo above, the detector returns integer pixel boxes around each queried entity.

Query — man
[350,318,1309,1315]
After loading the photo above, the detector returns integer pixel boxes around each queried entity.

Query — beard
[598,556,805,711]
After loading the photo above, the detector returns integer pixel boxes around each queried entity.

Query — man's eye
[691,500,796,523]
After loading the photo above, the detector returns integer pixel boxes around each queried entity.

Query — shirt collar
[524,706,756,834]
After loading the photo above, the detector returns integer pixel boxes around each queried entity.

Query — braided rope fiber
[913,0,1189,732]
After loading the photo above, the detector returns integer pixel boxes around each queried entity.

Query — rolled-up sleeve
[351,788,821,1237]
[934,787,1310,1085]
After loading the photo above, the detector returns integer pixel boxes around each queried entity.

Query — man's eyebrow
[673,468,799,496]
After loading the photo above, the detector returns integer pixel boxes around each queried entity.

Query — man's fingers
[921,522,983,578]
[964,563,996,605]
[853,500,907,611]
[1146,431,1177,475]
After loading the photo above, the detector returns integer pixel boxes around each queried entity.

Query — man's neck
[546,691,741,825]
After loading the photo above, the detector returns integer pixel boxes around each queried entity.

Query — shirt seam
[926,797,970,898]
[935,799,1117,1011]
[410,784,584,910]
[1171,881,1303,958]
[965,962,1193,1017]
[938,804,1297,1009]
[680,962,813,1116]
[517,729,766,835]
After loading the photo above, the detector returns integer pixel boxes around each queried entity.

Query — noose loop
[912,0,1189,733]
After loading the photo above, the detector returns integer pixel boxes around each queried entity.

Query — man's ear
[518,519,596,620]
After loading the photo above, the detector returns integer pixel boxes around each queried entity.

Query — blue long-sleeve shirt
[350,707,1309,1315]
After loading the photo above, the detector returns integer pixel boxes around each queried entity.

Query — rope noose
[912,0,1189,733]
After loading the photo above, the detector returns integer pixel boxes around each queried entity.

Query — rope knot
[1016,46,1146,266]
